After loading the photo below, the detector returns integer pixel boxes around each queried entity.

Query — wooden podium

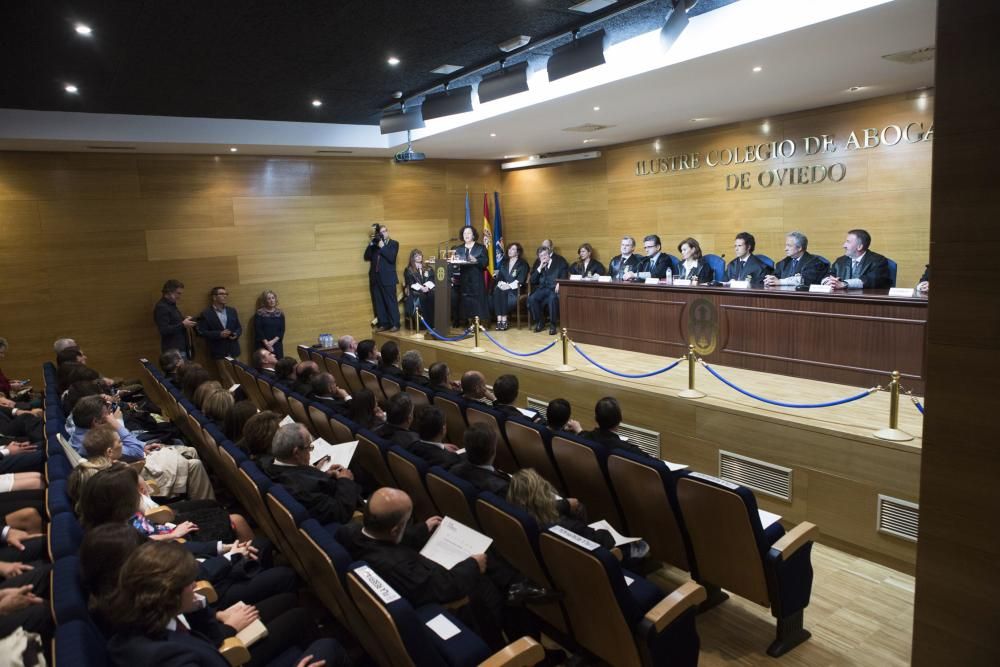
[426,256,477,335]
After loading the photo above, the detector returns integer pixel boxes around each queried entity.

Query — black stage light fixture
[661,0,696,51]
[421,85,475,120]
[380,106,425,135]
[547,29,608,82]
[478,61,531,104]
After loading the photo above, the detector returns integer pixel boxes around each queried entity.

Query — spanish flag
[482,193,494,273]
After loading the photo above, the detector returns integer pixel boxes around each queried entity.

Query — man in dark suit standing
[725,232,772,284]
[639,235,674,278]
[153,279,196,358]
[823,228,892,289]
[262,423,363,524]
[196,286,242,387]
[364,224,400,332]
[608,236,644,281]
[764,231,829,288]
[528,246,569,335]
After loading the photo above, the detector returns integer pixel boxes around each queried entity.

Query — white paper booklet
[279,415,295,427]
[588,519,642,546]
[758,509,782,529]
[516,407,538,419]
[662,459,689,472]
[309,438,358,472]
[420,516,493,570]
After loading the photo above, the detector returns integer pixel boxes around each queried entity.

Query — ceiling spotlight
[64,84,79,94]
[848,85,864,92]
[311,99,322,107]
[229,147,238,152]
[761,121,771,133]
[593,106,600,111]
[490,133,497,137]
[583,138,596,144]
[498,35,531,53]
[690,117,706,122]
[74,23,92,36]
[752,66,763,72]
[391,91,403,99]
[387,56,400,66]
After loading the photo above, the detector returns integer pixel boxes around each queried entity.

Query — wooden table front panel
[559,281,927,392]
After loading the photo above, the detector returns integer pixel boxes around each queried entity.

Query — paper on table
[588,519,642,546]
[758,509,782,529]
[569,274,583,281]
[279,415,294,427]
[420,516,493,570]
[662,459,689,472]
[425,613,461,640]
[309,439,358,472]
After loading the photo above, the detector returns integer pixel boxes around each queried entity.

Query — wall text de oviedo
[633,122,933,191]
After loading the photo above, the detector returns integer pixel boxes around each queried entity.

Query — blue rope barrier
[700,361,874,408]
[480,328,556,356]
[571,342,682,378]
[419,316,472,342]
[910,397,925,414]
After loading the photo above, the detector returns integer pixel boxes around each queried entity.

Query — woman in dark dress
[252,290,285,359]
[451,226,489,326]
[491,242,528,331]
[677,237,713,284]
[403,249,435,323]
[569,243,606,278]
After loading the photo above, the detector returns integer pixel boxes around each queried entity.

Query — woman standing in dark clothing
[252,290,285,359]
[491,243,528,331]
[403,249,435,323]
[451,226,489,326]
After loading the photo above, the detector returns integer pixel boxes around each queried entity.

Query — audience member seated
[763,231,828,288]
[193,380,224,413]
[374,394,419,447]
[337,335,357,360]
[159,348,187,385]
[725,232,772,284]
[273,357,297,388]
[180,364,211,402]
[822,228,892,290]
[379,341,402,378]
[409,405,462,469]
[400,350,429,386]
[449,423,511,495]
[918,265,929,293]
[223,400,258,443]
[235,410,282,462]
[203,389,235,429]
[0,533,51,644]
[355,339,379,369]
[250,348,277,374]
[581,396,648,457]
[310,373,351,416]
[428,362,460,395]
[461,370,495,406]
[262,424,363,524]
[544,398,582,435]
[105,542,349,667]
[291,361,321,397]
[491,374,543,424]
[347,389,384,431]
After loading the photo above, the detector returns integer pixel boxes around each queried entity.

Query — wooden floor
[384,325,925,442]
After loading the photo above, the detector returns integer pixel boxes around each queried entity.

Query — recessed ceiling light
[848,85,864,92]
[387,56,400,66]
[593,106,600,111]
[431,64,463,75]
[64,84,78,94]
[229,147,238,152]
[761,121,771,133]
[583,138,596,144]
[690,117,706,122]
[74,23,92,36]
[653,140,661,151]
[311,99,322,107]
[752,65,763,72]
[490,133,497,137]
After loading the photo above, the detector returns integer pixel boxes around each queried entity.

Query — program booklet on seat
[420,516,493,569]
[309,438,358,472]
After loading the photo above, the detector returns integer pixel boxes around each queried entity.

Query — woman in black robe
[451,226,489,326]
[491,242,529,330]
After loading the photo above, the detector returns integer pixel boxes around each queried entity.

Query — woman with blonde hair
[253,289,285,359]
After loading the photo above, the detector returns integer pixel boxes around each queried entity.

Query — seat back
[270,384,292,416]
[52,555,88,625]
[475,494,568,633]
[381,376,402,399]
[886,258,898,287]
[236,365,268,410]
[404,384,432,407]
[346,566,436,667]
[703,254,726,282]
[425,467,479,529]
[360,369,386,402]
[55,432,83,468]
[676,473,770,606]
[505,420,564,494]
[756,253,775,270]
[355,430,397,488]
[329,414,356,443]
[233,462,281,544]
[550,435,625,531]
[288,395,316,436]
[608,452,690,571]
[433,395,467,447]
[49,512,83,562]
[255,376,278,410]
[464,405,518,472]
[386,447,438,522]
[308,348,326,366]
[264,485,312,576]
[540,529,644,667]
[310,405,344,444]
[340,361,365,395]
[324,356,350,392]
[55,619,110,667]
[297,345,312,362]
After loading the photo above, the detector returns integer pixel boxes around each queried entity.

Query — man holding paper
[262,424,362,524]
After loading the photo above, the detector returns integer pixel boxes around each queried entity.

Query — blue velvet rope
[418,316,472,342]
[571,342,682,378]
[701,361,874,408]
[480,328,556,356]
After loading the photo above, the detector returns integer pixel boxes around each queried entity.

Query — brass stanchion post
[555,328,575,372]
[873,370,913,441]
[409,306,425,339]
[678,345,706,399]
[470,316,486,353]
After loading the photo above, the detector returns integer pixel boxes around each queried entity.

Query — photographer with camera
[363,224,400,332]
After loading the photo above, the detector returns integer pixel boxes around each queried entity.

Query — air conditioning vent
[877,494,919,542]
[526,397,548,417]
[719,451,792,501]
[882,46,935,64]
[86,145,136,150]
[315,149,353,154]
[562,123,613,133]
[616,422,660,458]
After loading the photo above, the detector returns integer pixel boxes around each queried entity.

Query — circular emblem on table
[687,297,718,356]
[436,266,446,282]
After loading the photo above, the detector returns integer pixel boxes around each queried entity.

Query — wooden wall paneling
[232,194,384,227]
[136,155,312,198]
[37,197,235,232]
[0,152,140,201]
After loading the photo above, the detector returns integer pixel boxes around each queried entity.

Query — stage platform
[374,325,923,572]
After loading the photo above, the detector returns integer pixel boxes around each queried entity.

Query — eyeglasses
[643,245,657,250]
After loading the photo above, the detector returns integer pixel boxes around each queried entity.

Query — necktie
[791,258,799,276]
[851,260,860,279]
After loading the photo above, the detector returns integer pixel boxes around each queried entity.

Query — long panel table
[559,280,927,393]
